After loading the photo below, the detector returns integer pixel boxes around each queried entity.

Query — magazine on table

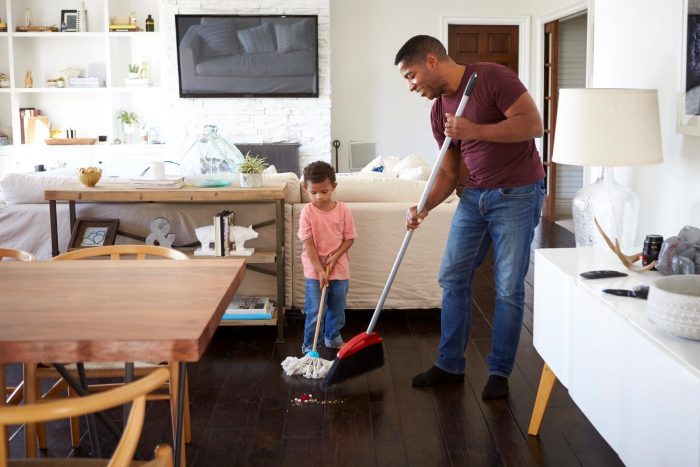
[222,295,273,320]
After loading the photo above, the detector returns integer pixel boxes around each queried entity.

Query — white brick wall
[162,0,331,170]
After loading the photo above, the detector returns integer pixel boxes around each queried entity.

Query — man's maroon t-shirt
[431,62,545,189]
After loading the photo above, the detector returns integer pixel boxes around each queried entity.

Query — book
[213,210,232,257]
[222,296,273,320]
[130,176,184,189]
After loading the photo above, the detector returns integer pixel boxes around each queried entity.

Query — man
[395,35,545,400]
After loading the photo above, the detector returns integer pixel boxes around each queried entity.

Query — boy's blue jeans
[303,278,348,353]
[436,180,544,377]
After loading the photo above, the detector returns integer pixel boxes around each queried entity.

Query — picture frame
[678,0,700,135]
[69,219,119,249]
[61,10,78,32]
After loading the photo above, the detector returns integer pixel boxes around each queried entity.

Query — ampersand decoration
[146,217,175,247]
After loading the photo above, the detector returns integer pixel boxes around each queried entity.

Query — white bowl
[647,275,700,340]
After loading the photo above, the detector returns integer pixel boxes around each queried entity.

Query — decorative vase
[24,71,33,88]
[240,172,263,188]
[122,123,135,144]
[78,167,102,187]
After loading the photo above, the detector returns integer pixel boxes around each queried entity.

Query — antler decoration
[594,218,656,272]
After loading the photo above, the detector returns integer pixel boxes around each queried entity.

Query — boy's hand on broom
[316,266,329,289]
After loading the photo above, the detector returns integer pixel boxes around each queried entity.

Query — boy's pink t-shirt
[298,201,357,280]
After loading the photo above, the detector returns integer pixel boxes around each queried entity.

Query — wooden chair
[0,248,36,262]
[23,245,190,458]
[0,248,35,455]
[0,368,173,467]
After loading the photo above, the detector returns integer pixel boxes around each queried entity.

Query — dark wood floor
[5,219,623,466]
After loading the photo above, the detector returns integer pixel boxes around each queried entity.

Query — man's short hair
[303,161,336,184]
[394,35,448,66]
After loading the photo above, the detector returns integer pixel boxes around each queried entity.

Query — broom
[322,72,478,387]
[281,266,333,379]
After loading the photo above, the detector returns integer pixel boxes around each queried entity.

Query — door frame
[534,1,594,164]
[441,15,531,88]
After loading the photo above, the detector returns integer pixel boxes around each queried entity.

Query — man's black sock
[412,365,464,387]
[482,374,509,400]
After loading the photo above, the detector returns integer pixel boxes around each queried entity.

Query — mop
[323,72,478,387]
[281,267,333,379]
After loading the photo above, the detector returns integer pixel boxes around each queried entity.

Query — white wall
[591,0,700,241]
[330,0,536,172]
[162,0,331,169]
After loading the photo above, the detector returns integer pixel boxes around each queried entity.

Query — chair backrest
[0,368,170,466]
[51,245,189,261]
[0,248,36,262]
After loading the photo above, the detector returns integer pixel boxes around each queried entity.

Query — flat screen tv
[175,14,319,98]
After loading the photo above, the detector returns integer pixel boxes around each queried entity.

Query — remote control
[580,270,629,279]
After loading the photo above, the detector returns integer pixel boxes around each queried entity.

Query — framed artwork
[69,219,119,249]
[679,0,700,135]
[61,10,77,32]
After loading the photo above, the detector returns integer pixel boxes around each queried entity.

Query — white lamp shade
[552,88,664,167]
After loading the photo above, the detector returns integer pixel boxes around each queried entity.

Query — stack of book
[124,78,152,87]
[68,77,100,88]
[222,295,273,321]
[109,24,139,32]
[214,210,235,256]
[130,176,185,189]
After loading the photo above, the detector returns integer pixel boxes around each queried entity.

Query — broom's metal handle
[366,72,477,334]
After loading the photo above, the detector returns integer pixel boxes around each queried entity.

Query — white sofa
[0,172,458,309]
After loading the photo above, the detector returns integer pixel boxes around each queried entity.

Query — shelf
[219,307,278,326]
[108,32,160,38]
[185,248,277,264]
[15,87,108,93]
[12,32,106,38]
[110,86,162,93]
[0,143,169,157]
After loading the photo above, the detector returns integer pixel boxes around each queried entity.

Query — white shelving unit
[0,0,165,173]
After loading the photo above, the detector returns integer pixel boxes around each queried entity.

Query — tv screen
[175,14,319,98]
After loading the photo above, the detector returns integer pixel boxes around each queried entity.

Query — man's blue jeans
[303,278,348,353]
[435,180,544,377]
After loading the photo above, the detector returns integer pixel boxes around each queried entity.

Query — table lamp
[552,88,663,249]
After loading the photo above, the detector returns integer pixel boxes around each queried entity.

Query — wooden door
[542,21,559,220]
[447,24,520,190]
[447,24,519,72]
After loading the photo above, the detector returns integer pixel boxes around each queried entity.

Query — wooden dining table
[0,259,246,466]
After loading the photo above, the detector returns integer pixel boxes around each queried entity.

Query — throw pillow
[237,23,276,54]
[196,22,241,56]
[275,19,312,53]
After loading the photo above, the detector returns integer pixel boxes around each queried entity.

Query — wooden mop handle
[311,265,331,352]
[365,72,478,335]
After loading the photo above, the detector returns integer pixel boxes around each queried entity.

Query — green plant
[116,110,138,125]
[128,63,140,74]
[238,153,268,174]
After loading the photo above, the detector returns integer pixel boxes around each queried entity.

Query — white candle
[150,161,165,180]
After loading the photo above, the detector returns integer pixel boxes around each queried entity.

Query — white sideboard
[530,247,700,467]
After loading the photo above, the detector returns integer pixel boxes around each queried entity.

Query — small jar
[642,234,663,266]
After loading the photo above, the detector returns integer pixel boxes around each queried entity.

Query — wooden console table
[45,183,288,341]
[529,247,700,466]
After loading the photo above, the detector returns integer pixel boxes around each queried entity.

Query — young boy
[298,161,357,354]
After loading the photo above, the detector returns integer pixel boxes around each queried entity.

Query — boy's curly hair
[303,161,336,184]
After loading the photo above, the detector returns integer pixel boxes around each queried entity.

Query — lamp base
[572,167,639,249]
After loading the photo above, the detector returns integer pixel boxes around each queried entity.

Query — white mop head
[281,354,333,379]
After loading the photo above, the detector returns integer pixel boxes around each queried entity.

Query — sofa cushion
[301,175,457,204]
[275,19,313,53]
[195,22,242,56]
[237,23,276,54]
[195,49,314,77]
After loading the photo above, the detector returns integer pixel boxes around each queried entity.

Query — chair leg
[67,386,82,448]
[184,375,191,444]
[23,363,37,458]
[528,363,557,436]
[34,378,47,450]
[1,364,8,458]
[168,362,186,467]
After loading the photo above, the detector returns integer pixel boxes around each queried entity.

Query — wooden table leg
[528,363,557,436]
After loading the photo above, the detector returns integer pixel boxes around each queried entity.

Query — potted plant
[116,110,138,144]
[127,63,140,79]
[238,153,268,188]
